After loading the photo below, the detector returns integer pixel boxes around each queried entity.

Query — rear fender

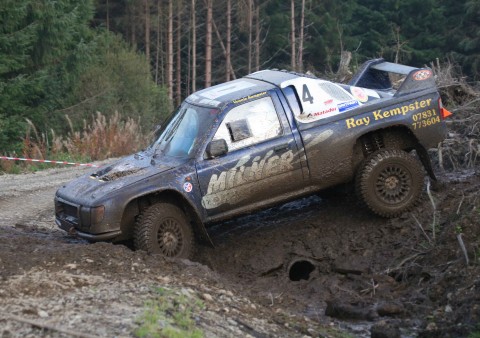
[353,126,436,180]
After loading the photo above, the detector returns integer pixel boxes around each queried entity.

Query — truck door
[196,92,305,218]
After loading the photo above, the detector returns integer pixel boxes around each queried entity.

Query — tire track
[0,167,94,228]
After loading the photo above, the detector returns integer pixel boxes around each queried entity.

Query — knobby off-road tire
[134,203,194,259]
[355,149,424,218]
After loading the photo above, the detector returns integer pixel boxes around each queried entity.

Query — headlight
[91,206,105,224]
[80,205,105,226]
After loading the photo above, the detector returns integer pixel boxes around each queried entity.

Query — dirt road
[1,164,479,337]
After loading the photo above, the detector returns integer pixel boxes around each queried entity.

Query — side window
[213,96,282,152]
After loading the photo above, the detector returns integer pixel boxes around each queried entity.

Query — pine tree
[0,0,170,153]
[0,0,94,151]
[459,0,480,77]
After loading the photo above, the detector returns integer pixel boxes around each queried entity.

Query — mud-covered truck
[55,59,452,258]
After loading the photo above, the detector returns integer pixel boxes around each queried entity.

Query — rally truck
[55,59,452,258]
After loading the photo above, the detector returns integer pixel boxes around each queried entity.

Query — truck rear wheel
[134,203,194,259]
[355,149,424,217]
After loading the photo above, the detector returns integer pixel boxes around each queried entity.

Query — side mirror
[206,139,228,159]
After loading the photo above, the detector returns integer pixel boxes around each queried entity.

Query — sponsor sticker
[232,91,267,104]
[307,106,338,118]
[183,182,193,193]
[350,87,368,102]
[338,100,360,112]
[412,69,432,81]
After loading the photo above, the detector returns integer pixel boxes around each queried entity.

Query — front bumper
[55,195,122,241]
[55,218,121,241]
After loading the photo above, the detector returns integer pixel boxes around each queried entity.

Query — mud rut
[1,164,479,337]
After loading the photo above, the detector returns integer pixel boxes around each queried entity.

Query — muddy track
[1,165,479,337]
[0,166,91,229]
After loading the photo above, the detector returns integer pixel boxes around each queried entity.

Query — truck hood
[56,151,184,204]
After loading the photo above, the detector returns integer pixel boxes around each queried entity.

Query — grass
[134,287,204,338]
[0,111,151,174]
[60,111,149,161]
[469,324,480,338]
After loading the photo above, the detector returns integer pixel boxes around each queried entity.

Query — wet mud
[0,166,479,337]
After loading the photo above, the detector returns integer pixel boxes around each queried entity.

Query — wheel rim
[156,218,183,257]
[375,165,412,204]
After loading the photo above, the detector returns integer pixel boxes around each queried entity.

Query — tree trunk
[290,0,296,71]
[154,0,162,84]
[191,0,196,92]
[144,0,150,66]
[337,51,352,82]
[247,0,253,74]
[130,2,137,47]
[255,3,260,71]
[167,0,173,99]
[176,1,182,105]
[226,0,232,81]
[205,0,212,87]
[212,18,236,79]
[298,0,305,72]
[106,0,110,31]
[186,7,191,95]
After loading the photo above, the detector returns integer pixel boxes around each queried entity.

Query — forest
[0,0,479,156]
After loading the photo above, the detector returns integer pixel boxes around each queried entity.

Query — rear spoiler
[348,58,436,97]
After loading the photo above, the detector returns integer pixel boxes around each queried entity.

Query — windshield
[151,103,219,159]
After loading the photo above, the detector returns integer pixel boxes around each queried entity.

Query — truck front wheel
[134,203,194,259]
[355,149,424,217]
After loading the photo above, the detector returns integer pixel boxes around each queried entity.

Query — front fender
[118,164,213,246]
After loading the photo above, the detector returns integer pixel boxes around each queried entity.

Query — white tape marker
[0,156,99,168]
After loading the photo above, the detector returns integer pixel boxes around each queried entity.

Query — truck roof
[184,69,379,123]
[185,60,434,126]
[185,77,278,108]
[246,69,303,86]
[185,70,312,107]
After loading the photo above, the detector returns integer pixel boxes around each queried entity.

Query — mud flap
[187,207,215,247]
[415,145,437,181]
[196,222,215,248]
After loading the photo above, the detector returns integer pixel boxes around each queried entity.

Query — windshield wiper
[164,109,186,143]
[152,109,186,157]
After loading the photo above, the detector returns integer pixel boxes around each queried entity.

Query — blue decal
[338,100,360,113]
